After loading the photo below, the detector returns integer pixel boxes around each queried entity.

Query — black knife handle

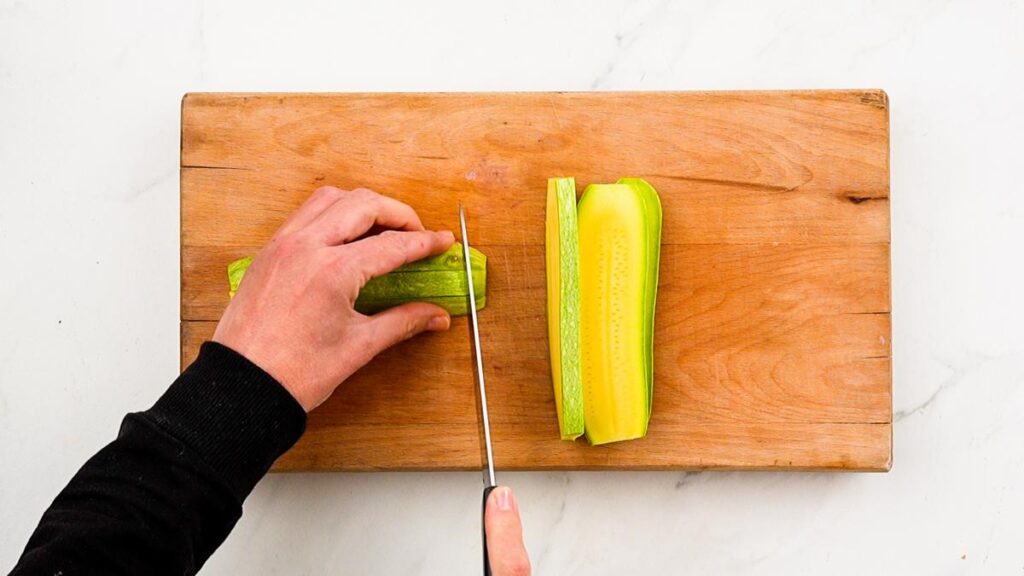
[482,485,496,575]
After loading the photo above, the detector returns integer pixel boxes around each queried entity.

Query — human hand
[213,186,455,411]
[485,487,532,576]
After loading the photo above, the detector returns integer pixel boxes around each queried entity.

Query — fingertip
[368,302,451,350]
[485,486,531,576]
[427,314,450,331]
[486,486,518,519]
[420,230,454,257]
[494,486,512,510]
[438,229,456,246]
[406,216,426,232]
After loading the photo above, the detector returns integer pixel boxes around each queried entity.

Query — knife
[458,203,496,576]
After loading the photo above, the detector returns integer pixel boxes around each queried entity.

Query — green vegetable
[226,244,486,316]
[227,256,253,298]
[546,177,584,440]
[546,177,662,445]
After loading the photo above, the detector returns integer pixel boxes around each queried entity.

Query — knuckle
[270,234,307,260]
[377,229,405,246]
[313,185,343,199]
[404,318,421,339]
[381,229,427,252]
[351,187,379,201]
[328,249,362,284]
[347,329,377,358]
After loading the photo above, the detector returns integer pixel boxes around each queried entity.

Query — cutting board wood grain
[181,91,891,471]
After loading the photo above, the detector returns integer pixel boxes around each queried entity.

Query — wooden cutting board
[181,91,891,472]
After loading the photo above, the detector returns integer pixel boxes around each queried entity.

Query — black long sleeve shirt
[9,342,307,575]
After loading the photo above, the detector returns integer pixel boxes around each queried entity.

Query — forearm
[11,185,460,575]
[10,342,306,576]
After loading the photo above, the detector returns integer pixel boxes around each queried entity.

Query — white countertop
[2,1,1022,573]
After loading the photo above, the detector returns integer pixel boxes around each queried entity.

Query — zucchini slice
[546,177,584,440]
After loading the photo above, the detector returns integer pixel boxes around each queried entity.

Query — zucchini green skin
[617,177,662,427]
[226,244,487,316]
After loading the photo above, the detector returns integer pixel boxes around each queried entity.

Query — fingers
[347,229,455,282]
[312,188,425,245]
[359,302,451,361]
[275,186,347,237]
[485,487,531,576]
[340,228,455,366]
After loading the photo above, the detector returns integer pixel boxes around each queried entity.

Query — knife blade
[458,203,496,576]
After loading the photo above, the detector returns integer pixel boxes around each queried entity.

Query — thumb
[362,302,451,358]
[485,487,531,576]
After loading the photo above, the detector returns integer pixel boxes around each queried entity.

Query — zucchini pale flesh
[546,177,584,440]
[226,243,487,316]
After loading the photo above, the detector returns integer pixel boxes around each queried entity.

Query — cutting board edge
[180,88,889,105]
[268,446,893,473]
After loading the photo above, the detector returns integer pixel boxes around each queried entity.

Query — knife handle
[482,485,496,575]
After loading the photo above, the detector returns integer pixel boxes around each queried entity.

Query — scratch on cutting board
[464,157,508,186]
[516,227,532,291]
[649,173,810,193]
[547,94,565,130]
[502,250,513,288]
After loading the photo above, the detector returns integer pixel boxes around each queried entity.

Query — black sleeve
[9,341,307,576]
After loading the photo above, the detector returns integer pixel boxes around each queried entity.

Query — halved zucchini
[577,179,662,445]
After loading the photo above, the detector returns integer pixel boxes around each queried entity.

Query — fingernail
[496,487,513,511]
[440,230,455,242]
[428,315,450,331]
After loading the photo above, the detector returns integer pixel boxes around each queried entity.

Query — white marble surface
[2,0,1023,573]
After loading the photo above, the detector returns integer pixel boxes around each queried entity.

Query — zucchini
[546,177,584,440]
[227,256,253,298]
[226,243,487,316]
[546,177,662,445]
